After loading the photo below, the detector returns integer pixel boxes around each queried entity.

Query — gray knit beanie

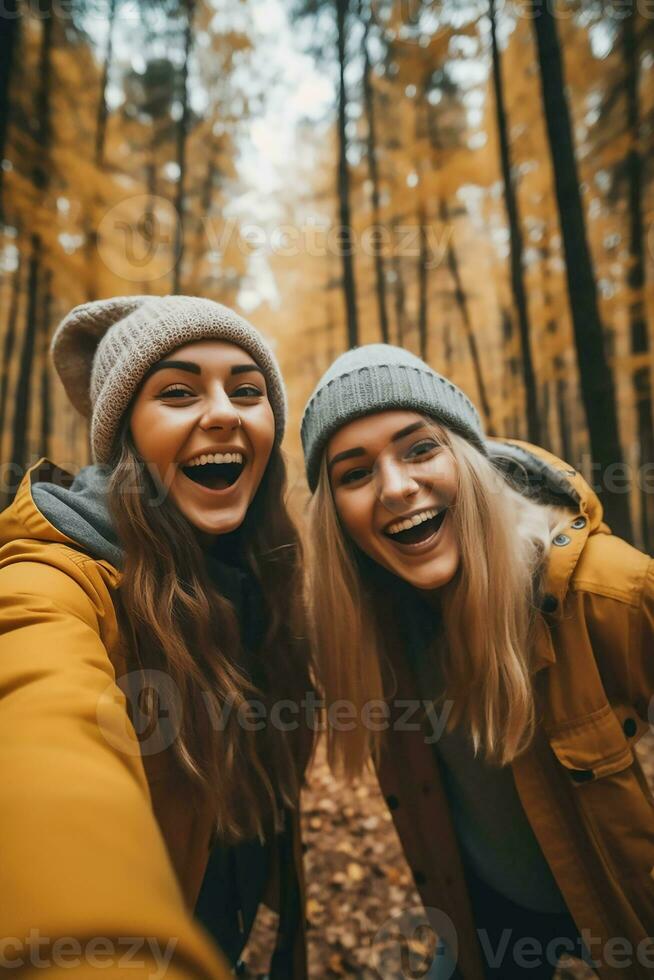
[51,295,287,464]
[301,344,487,491]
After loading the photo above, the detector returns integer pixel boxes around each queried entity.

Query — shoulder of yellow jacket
[570,531,651,609]
[0,539,119,625]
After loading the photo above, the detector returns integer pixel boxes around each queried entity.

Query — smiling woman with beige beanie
[0,295,313,979]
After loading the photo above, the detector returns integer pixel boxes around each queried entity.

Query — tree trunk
[439,197,495,435]
[0,0,19,219]
[39,268,53,458]
[390,220,406,346]
[362,19,389,343]
[11,5,53,486]
[417,204,429,360]
[172,0,196,295]
[335,0,358,347]
[426,102,494,433]
[95,0,117,167]
[11,234,41,487]
[0,251,23,441]
[191,136,219,294]
[85,0,118,300]
[623,8,653,553]
[532,5,632,542]
[554,354,573,466]
[443,320,453,376]
[489,0,540,444]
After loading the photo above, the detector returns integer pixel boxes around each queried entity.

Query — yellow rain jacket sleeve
[0,552,230,980]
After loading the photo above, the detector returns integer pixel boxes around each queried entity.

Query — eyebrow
[230,363,264,376]
[390,421,428,442]
[328,421,430,471]
[144,360,201,379]
[143,360,264,380]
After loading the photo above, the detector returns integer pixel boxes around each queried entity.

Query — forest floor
[240,737,654,980]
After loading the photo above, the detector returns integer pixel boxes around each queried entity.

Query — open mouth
[180,456,246,491]
[384,507,448,546]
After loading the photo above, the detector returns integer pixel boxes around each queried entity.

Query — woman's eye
[405,440,439,459]
[157,384,193,399]
[340,467,370,486]
[231,384,263,398]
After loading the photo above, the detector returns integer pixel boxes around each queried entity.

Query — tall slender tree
[0,0,19,219]
[0,252,23,445]
[489,0,540,444]
[424,91,496,434]
[172,0,196,294]
[417,201,429,360]
[335,0,359,346]
[622,7,653,552]
[11,3,54,490]
[39,268,53,457]
[439,196,496,435]
[84,0,118,300]
[361,10,390,343]
[390,218,406,346]
[532,4,633,542]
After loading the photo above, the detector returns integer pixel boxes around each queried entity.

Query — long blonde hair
[305,420,573,779]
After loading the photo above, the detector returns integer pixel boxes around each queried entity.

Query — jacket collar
[0,457,122,587]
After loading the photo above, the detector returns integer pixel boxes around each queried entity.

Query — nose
[375,458,420,512]
[198,385,241,432]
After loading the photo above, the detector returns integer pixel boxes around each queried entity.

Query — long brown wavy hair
[106,417,313,843]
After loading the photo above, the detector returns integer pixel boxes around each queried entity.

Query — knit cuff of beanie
[300,344,487,492]
[51,295,287,464]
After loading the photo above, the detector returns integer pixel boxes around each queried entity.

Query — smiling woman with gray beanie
[301,342,654,980]
[0,294,313,980]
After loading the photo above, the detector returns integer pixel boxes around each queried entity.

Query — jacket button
[553,533,571,547]
[623,717,638,738]
[541,594,558,614]
[570,769,594,783]
[570,516,587,530]
[386,794,399,810]
[414,870,427,885]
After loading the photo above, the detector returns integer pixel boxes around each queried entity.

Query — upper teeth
[184,452,244,467]
[387,508,439,535]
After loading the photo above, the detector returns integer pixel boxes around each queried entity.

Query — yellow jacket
[377,439,654,980]
[0,459,231,979]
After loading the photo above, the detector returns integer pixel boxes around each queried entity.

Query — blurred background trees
[1,0,653,549]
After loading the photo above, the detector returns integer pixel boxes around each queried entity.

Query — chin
[186,509,246,537]
[396,562,458,592]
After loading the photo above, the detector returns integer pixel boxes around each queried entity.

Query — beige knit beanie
[51,294,287,464]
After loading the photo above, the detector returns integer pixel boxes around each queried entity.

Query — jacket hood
[0,458,122,568]
[486,437,606,534]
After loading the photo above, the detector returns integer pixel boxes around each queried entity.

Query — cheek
[248,407,275,462]
[129,403,178,463]
[334,491,375,549]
